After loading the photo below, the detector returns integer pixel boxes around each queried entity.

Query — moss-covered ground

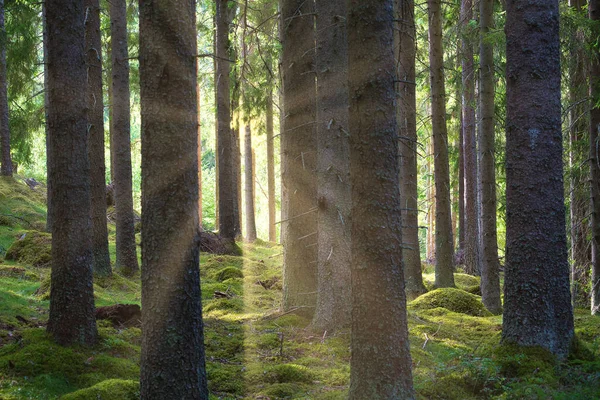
[0,176,598,399]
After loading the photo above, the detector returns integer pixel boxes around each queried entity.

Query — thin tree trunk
[0,0,12,177]
[43,2,52,233]
[110,0,138,275]
[267,86,276,242]
[244,124,257,241]
[458,105,465,252]
[46,0,97,346]
[85,0,111,276]
[198,58,203,230]
[590,0,600,315]
[213,12,219,229]
[428,0,455,287]
[479,0,501,314]
[347,1,414,398]
[397,0,427,299]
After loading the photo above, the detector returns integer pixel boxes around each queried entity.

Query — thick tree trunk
[0,0,12,177]
[85,0,111,277]
[312,0,352,331]
[110,0,139,275]
[428,0,455,287]
[396,0,427,299]
[139,0,208,397]
[244,125,257,241]
[479,0,501,314]
[347,1,414,398]
[266,86,276,242]
[503,0,574,358]
[280,0,317,314]
[46,0,97,346]
[590,0,600,315]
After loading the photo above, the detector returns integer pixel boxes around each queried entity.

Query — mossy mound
[204,297,244,313]
[5,231,52,267]
[264,364,315,384]
[0,265,38,280]
[214,266,244,282]
[261,383,307,398]
[493,344,557,380]
[410,288,492,317]
[454,273,480,289]
[60,379,140,400]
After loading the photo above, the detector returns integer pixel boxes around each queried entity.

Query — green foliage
[410,288,492,317]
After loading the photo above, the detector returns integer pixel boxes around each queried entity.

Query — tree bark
[347,1,414,398]
[197,58,203,230]
[266,86,276,242]
[0,0,12,177]
[312,0,352,331]
[479,0,501,314]
[139,0,208,397]
[85,0,111,277]
[46,0,97,346]
[590,0,600,315]
[503,0,574,358]
[396,0,427,299]
[280,0,317,314]
[244,124,257,241]
[428,0,455,287]
[110,0,139,275]
[43,2,52,233]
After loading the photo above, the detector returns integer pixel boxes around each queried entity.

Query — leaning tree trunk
[244,125,257,241]
[110,0,139,275]
[347,1,415,398]
[312,0,352,332]
[0,0,12,177]
[139,0,208,397]
[479,0,501,314]
[503,0,574,358]
[280,0,318,314]
[46,0,97,346]
[590,0,600,315]
[85,0,111,277]
[428,0,455,288]
[397,0,427,299]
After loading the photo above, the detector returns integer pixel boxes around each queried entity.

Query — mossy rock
[60,379,140,400]
[454,273,480,289]
[214,266,244,282]
[410,288,492,317]
[5,231,52,267]
[264,364,315,384]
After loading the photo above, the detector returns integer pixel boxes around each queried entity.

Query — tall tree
[85,0,111,277]
[590,0,600,315]
[266,84,276,242]
[197,58,203,229]
[244,124,257,241]
[43,2,52,232]
[397,0,427,299]
[110,0,138,275]
[139,0,208,397]
[347,1,414,397]
[479,0,501,313]
[0,0,12,177]
[428,0,455,287]
[503,0,574,358]
[312,0,351,331]
[46,0,97,346]
[280,0,317,313]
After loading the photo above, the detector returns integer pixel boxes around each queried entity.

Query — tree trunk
[110,0,139,275]
[479,0,501,314]
[312,0,352,331]
[43,2,52,233]
[46,0,97,346]
[458,102,465,252]
[85,0,111,277]
[503,0,574,358]
[233,126,242,237]
[280,0,317,314]
[266,86,276,242]
[397,0,427,299]
[198,58,203,230]
[213,12,219,229]
[0,0,12,177]
[139,0,208,397]
[590,0,600,315]
[244,125,257,241]
[428,0,455,287]
[347,1,414,398]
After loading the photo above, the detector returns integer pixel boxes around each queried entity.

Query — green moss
[214,266,244,282]
[454,273,481,288]
[410,288,492,317]
[5,231,52,267]
[261,383,306,399]
[204,297,244,313]
[0,265,38,280]
[264,364,315,384]
[493,344,557,380]
[60,379,140,400]
[206,363,245,395]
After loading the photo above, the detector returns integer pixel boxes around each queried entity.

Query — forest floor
[0,176,598,399]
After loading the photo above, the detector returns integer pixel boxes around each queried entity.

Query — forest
[0,0,597,399]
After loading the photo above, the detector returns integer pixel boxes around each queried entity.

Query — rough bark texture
[590,0,600,315]
[428,0,455,287]
[312,0,352,331]
[139,0,208,397]
[244,125,257,241]
[503,0,574,358]
[461,0,480,276]
[216,0,236,240]
[46,0,97,346]
[0,0,12,177]
[478,0,501,314]
[396,0,426,299]
[347,2,415,398]
[85,0,111,277]
[280,0,317,313]
[110,0,138,275]
[267,86,276,242]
